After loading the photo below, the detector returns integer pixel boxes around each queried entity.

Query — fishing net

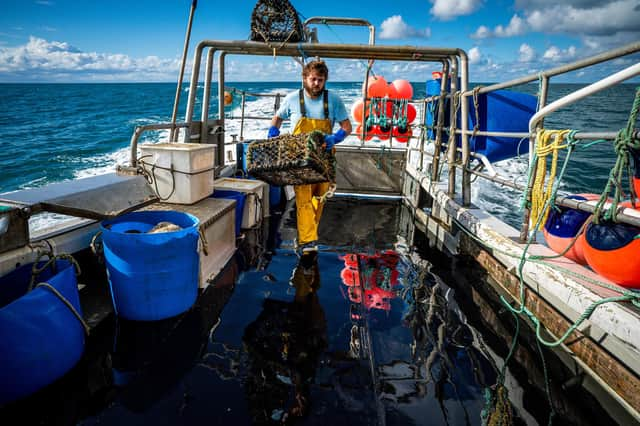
[249,0,304,44]
[246,130,336,186]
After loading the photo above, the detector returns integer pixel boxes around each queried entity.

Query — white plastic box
[139,142,215,204]
[213,178,268,229]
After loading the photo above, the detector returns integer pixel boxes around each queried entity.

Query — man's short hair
[302,60,328,80]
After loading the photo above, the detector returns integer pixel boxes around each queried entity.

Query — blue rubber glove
[323,128,347,151]
[267,126,280,138]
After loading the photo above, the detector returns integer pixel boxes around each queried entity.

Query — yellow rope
[530,129,571,227]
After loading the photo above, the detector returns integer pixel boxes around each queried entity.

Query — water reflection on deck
[0,198,617,425]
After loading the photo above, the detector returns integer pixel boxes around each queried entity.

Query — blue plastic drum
[101,211,200,321]
[0,259,85,404]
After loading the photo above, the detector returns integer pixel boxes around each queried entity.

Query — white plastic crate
[139,142,215,204]
[213,178,268,228]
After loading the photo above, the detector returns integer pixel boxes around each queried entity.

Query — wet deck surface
[0,198,620,425]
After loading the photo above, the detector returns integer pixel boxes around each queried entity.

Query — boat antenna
[170,0,198,142]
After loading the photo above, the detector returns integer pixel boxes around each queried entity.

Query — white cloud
[472,14,529,38]
[379,15,431,39]
[472,1,639,43]
[525,1,639,36]
[0,36,180,81]
[468,46,482,64]
[542,45,578,62]
[495,15,528,37]
[515,0,606,8]
[470,25,491,39]
[518,43,536,62]
[430,0,483,20]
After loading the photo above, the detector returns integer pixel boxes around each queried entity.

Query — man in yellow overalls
[269,60,352,252]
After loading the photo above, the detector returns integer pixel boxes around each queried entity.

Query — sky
[0,0,639,83]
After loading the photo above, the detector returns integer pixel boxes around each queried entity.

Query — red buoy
[583,201,640,288]
[391,79,413,100]
[542,193,599,265]
[392,126,412,143]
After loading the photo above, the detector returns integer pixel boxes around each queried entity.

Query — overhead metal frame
[182,39,470,202]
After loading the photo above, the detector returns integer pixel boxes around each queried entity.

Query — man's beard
[304,80,325,98]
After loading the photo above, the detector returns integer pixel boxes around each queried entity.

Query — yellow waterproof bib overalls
[292,89,332,246]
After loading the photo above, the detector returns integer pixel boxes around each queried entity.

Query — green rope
[535,337,556,425]
[478,85,640,425]
[593,86,640,223]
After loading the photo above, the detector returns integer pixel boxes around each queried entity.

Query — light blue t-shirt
[276,89,349,132]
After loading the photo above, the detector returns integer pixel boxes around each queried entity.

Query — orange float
[391,79,413,100]
[224,91,233,106]
[363,76,387,98]
[634,176,640,197]
[406,103,417,123]
[582,201,640,288]
[351,99,365,123]
[386,83,399,99]
[355,124,373,141]
[392,126,412,143]
[542,193,599,265]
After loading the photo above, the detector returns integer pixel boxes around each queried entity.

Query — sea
[0,82,638,425]
[1,81,637,229]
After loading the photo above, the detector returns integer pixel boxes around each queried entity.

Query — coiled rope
[593,86,640,223]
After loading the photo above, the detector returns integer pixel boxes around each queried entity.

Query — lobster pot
[0,259,85,404]
[246,131,335,186]
[101,211,200,321]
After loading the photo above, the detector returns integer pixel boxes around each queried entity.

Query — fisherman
[268,59,352,253]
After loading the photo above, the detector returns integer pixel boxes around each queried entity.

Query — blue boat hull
[0,259,85,405]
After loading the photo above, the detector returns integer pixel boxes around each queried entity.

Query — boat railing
[133,34,640,236]
[413,41,640,239]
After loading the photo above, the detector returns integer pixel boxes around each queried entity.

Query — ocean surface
[1,81,637,229]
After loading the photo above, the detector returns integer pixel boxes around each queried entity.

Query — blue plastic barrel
[425,78,449,140]
[468,90,537,163]
[269,185,282,207]
[425,78,536,163]
[236,142,254,173]
[0,259,85,404]
[101,211,200,321]
[211,189,245,236]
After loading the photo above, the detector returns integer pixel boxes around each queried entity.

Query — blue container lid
[211,190,246,236]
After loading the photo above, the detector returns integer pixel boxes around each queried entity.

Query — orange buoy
[386,83,399,99]
[391,79,413,100]
[351,100,364,123]
[543,193,599,265]
[583,201,640,288]
[634,176,640,197]
[407,103,417,124]
[392,126,412,143]
[224,91,233,106]
[364,76,387,98]
[355,123,373,141]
